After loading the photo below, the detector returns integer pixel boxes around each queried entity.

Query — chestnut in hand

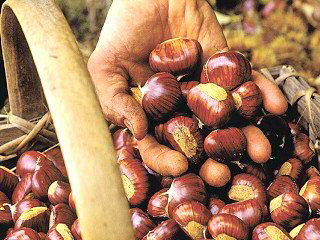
[187,83,235,128]
[140,72,182,121]
[149,38,203,77]
[200,50,252,91]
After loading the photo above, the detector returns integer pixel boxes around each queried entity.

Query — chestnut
[32,163,65,200]
[0,191,13,227]
[130,208,156,240]
[277,158,304,185]
[240,159,268,185]
[172,201,212,240]
[154,123,169,146]
[201,51,251,91]
[71,218,82,240]
[299,176,320,213]
[38,232,47,239]
[289,223,305,239]
[208,197,225,215]
[228,173,267,205]
[46,223,73,240]
[293,133,315,165]
[164,116,205,168]
[48,181,71,205]
[306,166,320,179]
[15,206,50,233]
[44,147,68,179]
[199,158,231,187]
[204,127,247,163]
[12,173,33,205]
[142,219,182,240]
[180,81,199,103]
[5,227,41,240]
[141,72,182,121]
[119,158,150,206]
[231,81,263,120]
[252,222,292,240]
[256,114,292,160]
[10,199,46,222]
[116,145,141,162]
[220,199,268,230]
[166,173,207,218]
[269,192,311,230]
[295,218,320,240]
[0,166,19,198]
[208,213,249,240]
[147,188,169,218]
[187,83,235,128]
[49,203,77,229]
[112,128,137,150]
[16,151,50,177]
[160,176,174,188]
[267,175,299,200]
[288,122,303,136]
[149,38,203,77]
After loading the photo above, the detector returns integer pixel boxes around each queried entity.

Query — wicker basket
[0,0,319,239]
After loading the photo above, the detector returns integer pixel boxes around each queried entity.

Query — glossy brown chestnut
[172,201,212,240]
[200,51,252,90]
[10,199,46,222]
[16,151,50,177]
[130,208,156,240]
[160,176,174,188]
[32,163,65,200]
[149,38,203,77]
[46,223,73,240]
[252,222,292,240]
[142,219,181,240]
[293,133,315,165]
[164,116,205,167]
[112,127,138,150]
[0,166,19,198]
[295,218,320,240]
[12,173,33,205]
[71,218,82,240]
[5,227,41,240]
[231,81,263,120]
[180,81,199,103]
[299,176,320,212]
[116,145,141,162]
[241,159,268,185]
[208,197,225,215]
[49,203,77,229]
[269,192,311,230]
[187,83,235,128]
[228,173,267,205]
[119,158,150,206]
[44,147,68,179]
[204,127,247,163]
[147,188,169,218]
[166,173,207,218]
[38,232,47,240]
[277,158,304,184]
[0,191,13,227]
[267,175,299,200]
[141,72,182,121]
[15,206,50,233]
[220,199,268,230]
[208,213,249,240]
[48,181,71,205]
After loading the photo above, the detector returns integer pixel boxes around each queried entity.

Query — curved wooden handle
[1,0,135,239]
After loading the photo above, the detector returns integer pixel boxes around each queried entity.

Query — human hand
[87,0,228,140]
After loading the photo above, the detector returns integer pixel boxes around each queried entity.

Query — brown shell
[293,133,315,164]
[295,218,320,240]
[200,51,252,91]
[208,213,249,240]
[204,127,247,163]
[187,83,235,128]
[149,38,203,76]
[48,181,71,206]
[0,166,19,198]
[267,175,299,200]
[277,158,304,184]
[147,188,169,218]
[5,228,41,240]
[12,173,33,205]
[300,176,320,212]
[142,219,181,240]
[142,72,182,121]
[12,199,46,222]
[164,116,205,167]
[208,197,225,215]
[130,208,156,240]
[180,81,199,103]
[44,147,68,179]
[49,203,77,229]
[16,151,49,177]
[71,218,82,240]
[252,222,292,240]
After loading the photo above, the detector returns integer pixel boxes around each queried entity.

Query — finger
[252,70,288,115]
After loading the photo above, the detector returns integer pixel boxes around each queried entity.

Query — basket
[0,0,319,239]
[0,0,135,239]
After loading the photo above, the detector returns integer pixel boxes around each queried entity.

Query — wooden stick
[1,1,135,239]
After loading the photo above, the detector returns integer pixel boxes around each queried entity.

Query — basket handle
[1,0,135,239]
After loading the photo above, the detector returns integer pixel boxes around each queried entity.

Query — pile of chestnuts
[1,37,319,240]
